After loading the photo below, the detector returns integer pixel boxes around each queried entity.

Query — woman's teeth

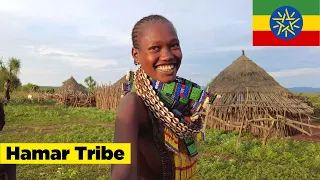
[156,65,175,72]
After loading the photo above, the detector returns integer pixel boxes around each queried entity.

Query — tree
[19,83,39,92]
[84,76,97,93]
[0,57,4,69]
[0,57,22,91]
[8,57,21,80]
[0,69,21,92]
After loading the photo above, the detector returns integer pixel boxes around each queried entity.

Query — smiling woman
[111,15,217,180]
[131,15,182,83]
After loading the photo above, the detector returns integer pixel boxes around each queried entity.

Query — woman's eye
[172,43,180,49]
[150,46,160,51]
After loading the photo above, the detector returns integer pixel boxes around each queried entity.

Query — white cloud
[100,68,131,72]
[78,27,131,47]
[20,67,60,75]
[188,43,296,55]
[269,67,320,77]
[24,45,80,57]
[66,57,118,69]
[24,45,118,69]
[19,67,61,85]
[197,45,265,54]
[0,0,92,23]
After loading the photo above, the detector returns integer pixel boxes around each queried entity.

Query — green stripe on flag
[253,0,320,15]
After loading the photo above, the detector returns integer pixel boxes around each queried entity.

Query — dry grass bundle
[53,88,95,107]
[206,51,315,138]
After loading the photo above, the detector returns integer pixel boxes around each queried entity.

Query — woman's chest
[138,136,163,179]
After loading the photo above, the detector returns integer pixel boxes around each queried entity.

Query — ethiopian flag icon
[252,0,320,46]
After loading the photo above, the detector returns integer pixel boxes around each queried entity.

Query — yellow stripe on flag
[252,15,320,31]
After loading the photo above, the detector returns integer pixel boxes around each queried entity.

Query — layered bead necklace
[122,67,216,157]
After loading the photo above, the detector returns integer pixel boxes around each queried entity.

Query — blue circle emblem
[269,6,303,40]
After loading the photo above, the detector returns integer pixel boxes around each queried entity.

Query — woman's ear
[132,48,139,65]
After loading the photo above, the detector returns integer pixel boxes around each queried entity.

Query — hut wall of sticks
[52,76,95,107]
[95,76,126,110]
[206,50,314,138]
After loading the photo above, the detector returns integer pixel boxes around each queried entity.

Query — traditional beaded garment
[122,67,216,179]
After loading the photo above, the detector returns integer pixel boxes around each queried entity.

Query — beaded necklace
[122,67,216,157]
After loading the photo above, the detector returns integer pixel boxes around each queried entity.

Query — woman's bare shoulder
[116,92,147,124]
[119,92,144,109]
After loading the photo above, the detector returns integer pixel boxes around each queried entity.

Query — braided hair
[131,15,176,49]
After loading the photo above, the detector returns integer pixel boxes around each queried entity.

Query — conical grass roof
[56,76,87,94]
[206,50,313,137]
[208,50,288,94]
[112,75,126,88]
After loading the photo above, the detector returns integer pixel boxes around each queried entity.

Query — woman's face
[132,21,182,83]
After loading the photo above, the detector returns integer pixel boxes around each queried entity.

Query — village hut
[53,76,95,107]
[206,50,314,137]
[56,76,87,94]
[111,75,127,88]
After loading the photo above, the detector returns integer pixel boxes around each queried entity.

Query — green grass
[293,92,320,119]
[198,131,320,180]
[294,92,320,105]
[0,96,320,179]
[0,101,116,180]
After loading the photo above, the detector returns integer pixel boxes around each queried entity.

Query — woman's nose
[159,48,174,61]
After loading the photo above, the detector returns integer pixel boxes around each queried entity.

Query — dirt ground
[291,121,320,142]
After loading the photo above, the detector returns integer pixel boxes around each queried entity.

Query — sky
[0,0,319,88]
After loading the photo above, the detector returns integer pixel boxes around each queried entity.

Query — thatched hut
[206,50,314,137]
[56,76,87,94]
[53,76,94,107]
[112,75,127,88]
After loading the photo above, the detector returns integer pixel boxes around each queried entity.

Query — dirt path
[76,119,114,128]
[291,121,320,142]
[5,121,114,132]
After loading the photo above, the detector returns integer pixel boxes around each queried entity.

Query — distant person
[111,14,216,180]
[4,79,10,105]
[0,102,17,180]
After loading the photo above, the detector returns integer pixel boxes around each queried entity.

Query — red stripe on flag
[252,31,320,46]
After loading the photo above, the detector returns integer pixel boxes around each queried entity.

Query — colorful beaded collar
[123,71,215,118]
[122,68,216,157]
